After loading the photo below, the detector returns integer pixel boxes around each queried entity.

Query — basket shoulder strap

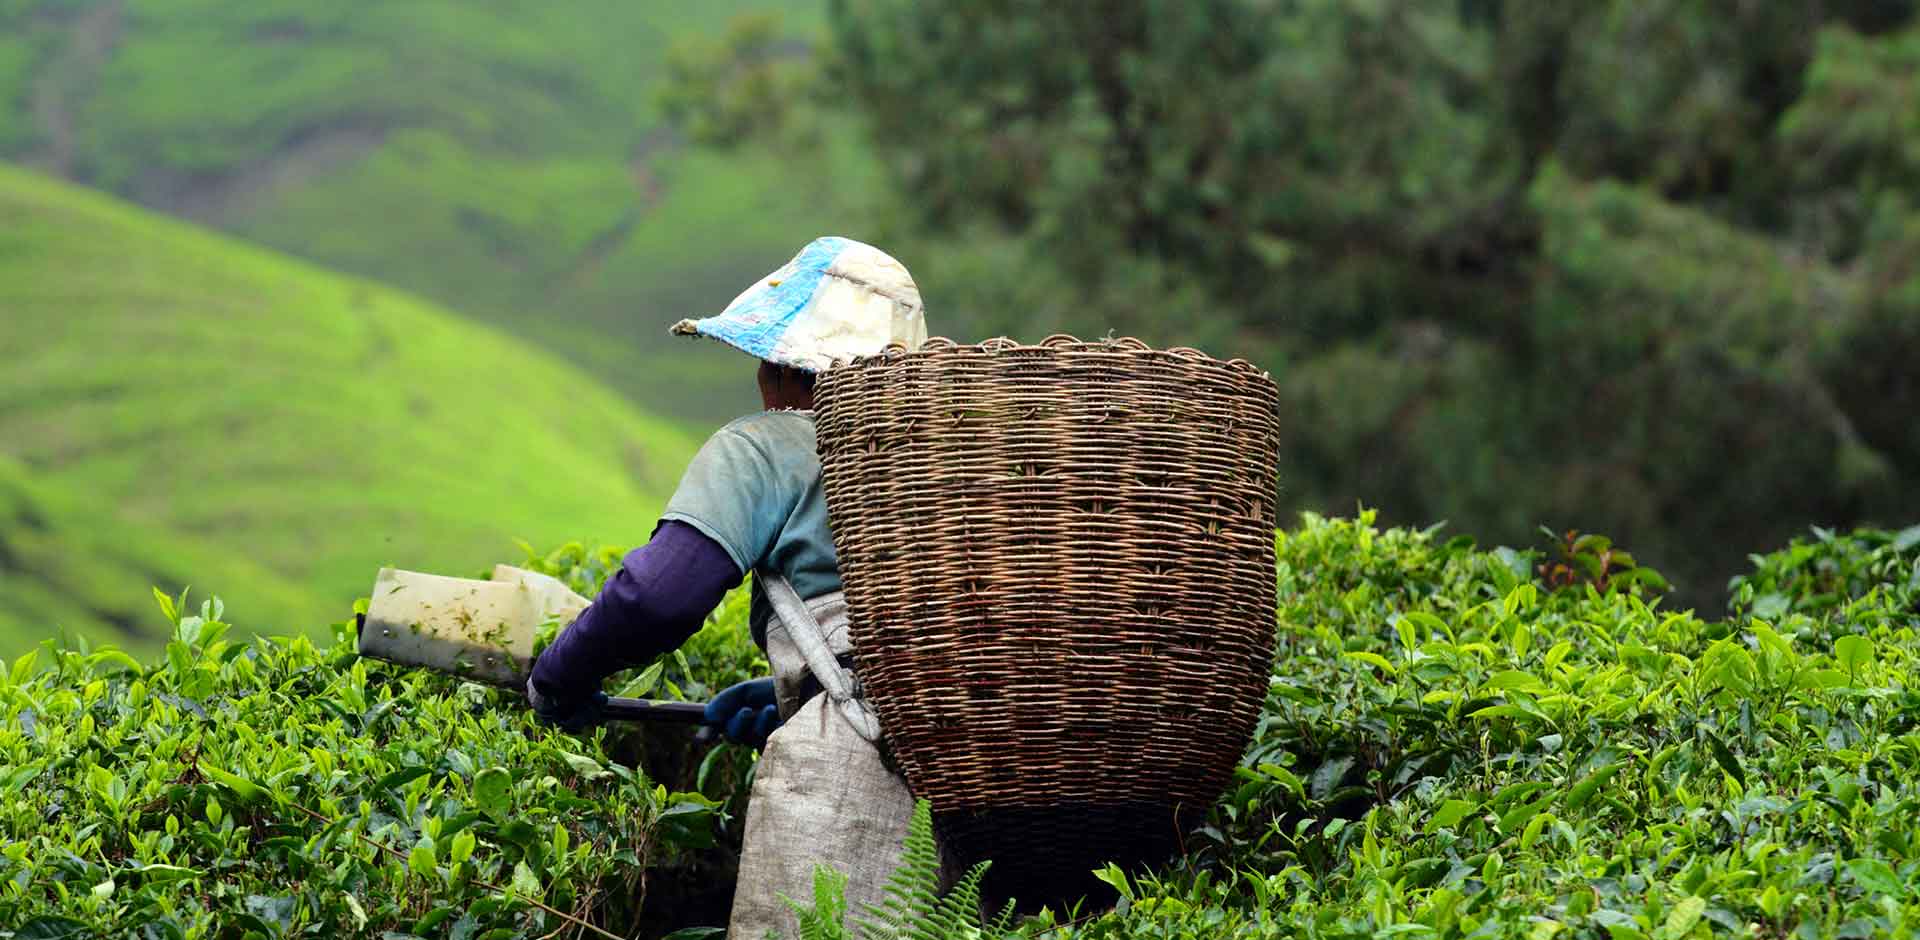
[760,572,882,743]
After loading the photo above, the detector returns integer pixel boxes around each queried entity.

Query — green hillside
[0,163,696,653]
[0,0,876,423]
[0,454,319,649]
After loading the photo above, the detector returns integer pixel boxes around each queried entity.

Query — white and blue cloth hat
[671,236,928,373]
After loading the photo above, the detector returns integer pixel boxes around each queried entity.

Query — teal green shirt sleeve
[660,416,807,576]
[659,411,843,648]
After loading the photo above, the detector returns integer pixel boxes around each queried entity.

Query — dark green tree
[826,0,1920,601]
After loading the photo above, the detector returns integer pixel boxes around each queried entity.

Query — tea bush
[0,542,767,940]
[1127,515,1920,938]
[1731,525,1920,622]
[10,518,1920,939]
[794,515,1920,939]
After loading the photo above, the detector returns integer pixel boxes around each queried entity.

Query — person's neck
[761,394,813,411]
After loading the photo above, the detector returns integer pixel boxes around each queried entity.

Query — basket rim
[822,333,1273,382]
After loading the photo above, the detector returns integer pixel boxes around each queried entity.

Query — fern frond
[987,897,1018,934]
[838,798,1019,940]
[783,865,852,940]
[911,860,989,940]
[856,799,946,940]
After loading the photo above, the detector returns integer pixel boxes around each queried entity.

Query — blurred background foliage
[1,0,1918,647]
[818,0,1920,605]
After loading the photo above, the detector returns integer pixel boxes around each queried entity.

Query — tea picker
[358,237,937,940]
[361,235,1280,935]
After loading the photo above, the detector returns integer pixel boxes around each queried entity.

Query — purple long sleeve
[529,520,741,701]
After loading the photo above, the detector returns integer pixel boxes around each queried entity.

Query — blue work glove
[526,676,608,733]
[704,677,782,749]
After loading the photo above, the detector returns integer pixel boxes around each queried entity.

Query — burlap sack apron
[726,573,943,939]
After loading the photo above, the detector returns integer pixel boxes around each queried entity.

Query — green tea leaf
[201,762,266,803]
[152,587,179,627]
[1498,796,1552,835]
[1660,896,1706,939]
[1375,925,1436,938]
[1751,622,1794,663]
[1566,762,1623,811]
[377,765,431,792]
[616,660,665,698]
[11,650,39,686]
[1894,525,1920,553]
[1848,858,1904,896]
[473,767,512,818]
[86,649,143,675]
[1486,670,1545,692]
[2,764,42,793]
[1835,636,1875,676]
[1341,651,1397,674]
[1520,811,1554,851]
[1706,734,1746,789]
[1255,763,1304,799]
[1401,611,1448,638]
[1798,668,1850,690]
[560,752,611,781]
[1396,857,1450,890]
[1509,619,1533,656]
[511,861,542,896]
[1426,799,1479,832]
[450,829,476,865]
[1492,782,1552,810]
[129,863,200,883]
[1543,641,1574,671]
[165,642,191,680]
[1468,704,1535,721]
[13,917,91,940]
[1091,863,1134,901]
[1705,642,1756,695]
[1310,755,1354,799]
[86,764,114,800]
[409,836,438,877]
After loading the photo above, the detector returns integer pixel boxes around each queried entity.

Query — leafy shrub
[0,546,764,940]
[13,519,1920,939]
[788,512,1920,939]
[1730,524,1920,621]
[1534,528,1671,596]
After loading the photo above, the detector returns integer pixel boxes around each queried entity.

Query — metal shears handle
[602,697,712,725]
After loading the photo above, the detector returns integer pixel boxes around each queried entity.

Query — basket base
[933,802,1202,916]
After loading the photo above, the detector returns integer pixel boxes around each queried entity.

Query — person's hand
[526,676,607,733]
[704,677,782,749]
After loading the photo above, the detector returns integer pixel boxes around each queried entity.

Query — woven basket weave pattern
[815,336,1280,827]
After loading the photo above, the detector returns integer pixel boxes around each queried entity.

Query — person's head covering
[670,236,927,373]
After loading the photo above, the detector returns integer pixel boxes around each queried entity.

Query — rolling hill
[0,163,697,653]
[0,0,880,423]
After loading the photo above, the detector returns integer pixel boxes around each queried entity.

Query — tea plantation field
[0,0,873,423]
[5,516,1918,938]
[0,164,696,655]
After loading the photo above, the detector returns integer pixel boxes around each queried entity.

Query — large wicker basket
[814,336,1280,908]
